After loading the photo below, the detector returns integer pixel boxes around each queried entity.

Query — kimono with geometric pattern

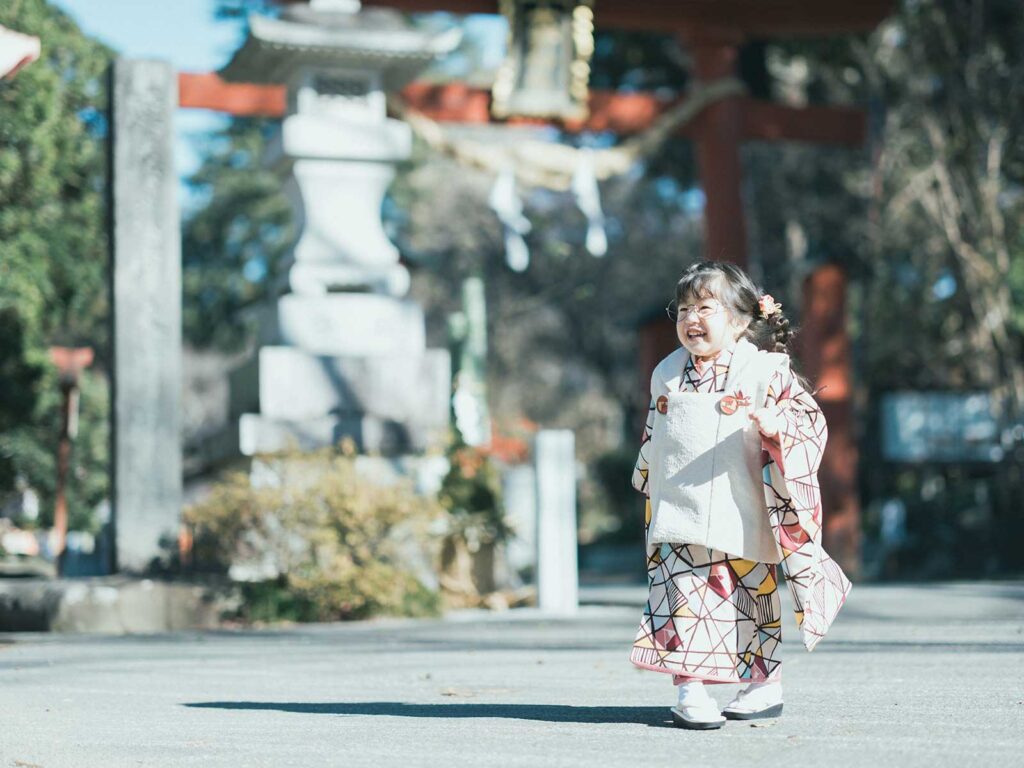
[629,339,851,683]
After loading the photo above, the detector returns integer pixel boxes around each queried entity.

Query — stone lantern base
[229,294,450,457]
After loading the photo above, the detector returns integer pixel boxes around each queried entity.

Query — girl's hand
[748,406,783,440]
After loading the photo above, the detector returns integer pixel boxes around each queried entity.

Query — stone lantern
[220,0,461,456]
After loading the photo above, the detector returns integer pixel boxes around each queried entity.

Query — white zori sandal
[722,680,784,720]
[670,681,726,730]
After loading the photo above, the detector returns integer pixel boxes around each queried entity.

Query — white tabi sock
[676,680,714,707]
[725,679,783,712]
[673,680,724,725]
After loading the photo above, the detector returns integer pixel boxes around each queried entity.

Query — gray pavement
[0,581,1022,768]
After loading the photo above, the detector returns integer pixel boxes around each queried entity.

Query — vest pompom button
[719,395,738,415]
[656,395,668,414]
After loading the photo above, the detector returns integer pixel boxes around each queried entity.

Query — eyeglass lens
[666,300,720,321]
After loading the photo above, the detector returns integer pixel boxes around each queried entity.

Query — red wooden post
[686,35,748,268]
[48,346,94,574]
[799,265,860,576]
[54,393,72,563]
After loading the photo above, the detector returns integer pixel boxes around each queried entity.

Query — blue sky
[48,1,506,213]
[49,0,243,70]
[49,0,246,209]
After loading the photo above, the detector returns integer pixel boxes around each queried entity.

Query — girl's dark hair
[675,260,794,354]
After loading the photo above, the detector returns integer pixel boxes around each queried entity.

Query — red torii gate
[178,0,895,574]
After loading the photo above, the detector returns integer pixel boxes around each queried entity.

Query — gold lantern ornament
[491,0,595,122]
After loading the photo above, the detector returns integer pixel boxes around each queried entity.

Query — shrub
[184,447,444,622]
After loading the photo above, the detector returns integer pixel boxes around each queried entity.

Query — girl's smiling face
[676,284,749,360]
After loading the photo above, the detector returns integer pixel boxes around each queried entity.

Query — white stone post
[501,464,537,585]
[534,429,578,614]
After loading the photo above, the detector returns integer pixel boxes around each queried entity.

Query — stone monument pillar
[110,59,182,572]
[220,1,460,456]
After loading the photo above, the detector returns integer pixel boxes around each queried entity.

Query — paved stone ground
[0,581,1021,768]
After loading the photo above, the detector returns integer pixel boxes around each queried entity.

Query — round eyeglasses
[665,299,724,322]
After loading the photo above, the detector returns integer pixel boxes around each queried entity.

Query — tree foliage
[760,0,1024,407]
[0,0,112,529]
[182,118,293,351]
[746,0,1024,577]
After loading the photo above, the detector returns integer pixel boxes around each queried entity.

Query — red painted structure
[178,71,286,117]
[798,265,861,574]
[179,76,867,146]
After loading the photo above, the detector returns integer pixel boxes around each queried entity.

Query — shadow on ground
[184,701,675,727]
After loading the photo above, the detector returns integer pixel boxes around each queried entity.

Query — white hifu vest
[646,339,789,564]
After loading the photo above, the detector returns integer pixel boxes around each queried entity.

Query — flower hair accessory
[758,294,782,319]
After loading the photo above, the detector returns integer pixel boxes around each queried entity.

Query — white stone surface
[220,11,462,92]
[291,67,387,124]
[239,413,442,456]
[281,158,410,295]
[239,346,450,423]
[269,113,411,164]
[502,464,538,583]
[535,430,578,615]
[259,293,426,356]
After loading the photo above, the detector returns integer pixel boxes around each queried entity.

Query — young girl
[629,261,851,730]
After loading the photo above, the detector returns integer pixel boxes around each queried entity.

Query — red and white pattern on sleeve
[759,366,851,651]
[630,398,656,496]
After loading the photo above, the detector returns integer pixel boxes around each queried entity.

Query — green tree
[758,0,1024,408]
[0,0,112,529]
[182,118,293,351]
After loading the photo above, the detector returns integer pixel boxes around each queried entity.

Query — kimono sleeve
[759,363,828,480]
[630,366,667,496]
[631,399,656,496]
[760,362,851,652]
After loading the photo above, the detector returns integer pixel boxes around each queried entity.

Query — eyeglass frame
[665,298,726,322]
